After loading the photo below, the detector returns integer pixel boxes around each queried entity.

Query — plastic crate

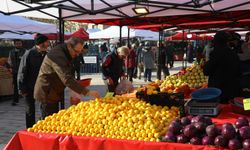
[136,92,185,117]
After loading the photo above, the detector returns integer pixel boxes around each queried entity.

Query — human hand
[21,92,28,97]
[107,77,114,85]
[86,90,100,98]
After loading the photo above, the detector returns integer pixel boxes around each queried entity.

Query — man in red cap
[18,33,49,128]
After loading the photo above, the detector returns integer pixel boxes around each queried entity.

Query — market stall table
[4,105,248,150]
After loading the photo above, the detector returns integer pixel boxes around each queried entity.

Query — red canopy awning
[44,33,71,40]
[44,28,89,40]
[166,32,213,41]
[70,28,89,40]
[73,10,250,30]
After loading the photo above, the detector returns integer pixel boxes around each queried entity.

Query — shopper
[18,34,49,128]
[72,44,88,80]
[203,41,214,61]
[142,42,155,82]
[203,31,240,103]
[187,42,194,63]
[166,42,174,68]
[136,42,144,79]
[100,42,108,61]
[156,42,169,80]
[238,32,250,61]
[102,46,129,93]
[125,44,136,82]
[34,37,100,119]
[8,39,26,106]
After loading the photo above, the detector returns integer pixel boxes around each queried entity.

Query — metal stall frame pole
[119,25,122,47]
[58,7,65,109]
[127,27,130,47]
[182,30,185,69]
[196,33,198,64]
[157,29,163,80]
[58,7,65,44]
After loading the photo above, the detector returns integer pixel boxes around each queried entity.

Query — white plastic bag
[115,79,134,95]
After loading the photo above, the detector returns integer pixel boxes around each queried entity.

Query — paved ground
[0,61,191,149]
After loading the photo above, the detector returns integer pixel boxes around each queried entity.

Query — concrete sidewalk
[0,61,191,148]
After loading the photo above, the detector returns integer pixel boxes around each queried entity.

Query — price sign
[104,92,114,98]
[243,98,250,110]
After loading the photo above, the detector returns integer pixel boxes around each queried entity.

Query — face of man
[69,43,83,58]
[14,41,23,49]
[37,40,49,52]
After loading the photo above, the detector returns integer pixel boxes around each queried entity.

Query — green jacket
[34,43,89,103]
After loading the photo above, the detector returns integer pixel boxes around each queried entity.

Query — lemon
[28,95,179,142]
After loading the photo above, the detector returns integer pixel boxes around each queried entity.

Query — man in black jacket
[8,39,26,106]
[156,42,170,80]
[18,34,49,128]
[204,31,240,103]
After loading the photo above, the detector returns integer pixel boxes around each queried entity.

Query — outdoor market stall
[44,28,89,40]
[89,26,159,40]
[4,101,250,150]
[0,14,56,34]
[2,1,250,150]
[4,61,250,150]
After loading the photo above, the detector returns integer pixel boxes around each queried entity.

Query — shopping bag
[115,79,134,95]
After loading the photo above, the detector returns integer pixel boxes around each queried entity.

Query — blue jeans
[144,69,152,81]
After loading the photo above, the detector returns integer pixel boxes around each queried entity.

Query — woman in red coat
[125,45,136,82]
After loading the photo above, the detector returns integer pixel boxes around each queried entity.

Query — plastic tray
[191,88,221,102]
[136,92,185,117]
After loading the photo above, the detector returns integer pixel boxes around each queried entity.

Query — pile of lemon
[28,96,179,142]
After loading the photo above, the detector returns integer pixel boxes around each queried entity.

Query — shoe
[148,80,152,82]
[11,102,17,106]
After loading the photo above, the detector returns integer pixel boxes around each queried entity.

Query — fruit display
[137,84,159,95]
[27,96,180,142]
[160,63,208,98]
[163,115,250,150]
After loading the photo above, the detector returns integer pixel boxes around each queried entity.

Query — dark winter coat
[18,47,47,95]
[203,44,240,103]
[101,49,124,81]
[155,46,167,65]
[8,48,26,74]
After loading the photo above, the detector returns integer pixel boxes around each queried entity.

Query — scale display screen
[190,109,214,114]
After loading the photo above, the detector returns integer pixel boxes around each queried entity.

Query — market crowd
[5,30,250,128]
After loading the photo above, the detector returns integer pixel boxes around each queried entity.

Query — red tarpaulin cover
[44,28,89,40]
[4,105,249,150]
[70,28,89,40]
[166,32,213,41]
[44,33,71,40]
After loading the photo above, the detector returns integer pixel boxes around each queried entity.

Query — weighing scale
[186,99,222,116]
